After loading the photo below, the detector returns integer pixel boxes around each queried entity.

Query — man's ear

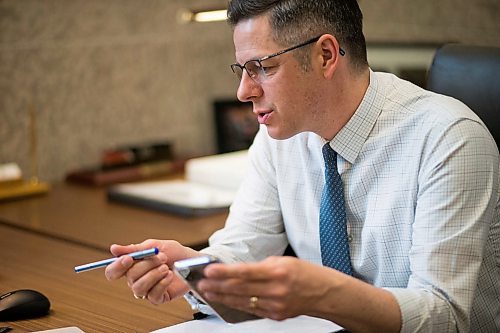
[318,34,341,79]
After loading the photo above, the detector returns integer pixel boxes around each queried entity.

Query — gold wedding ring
[249,296,259,309]
[134,294,146,300]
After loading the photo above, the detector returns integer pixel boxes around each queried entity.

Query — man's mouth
[256,110,273,124]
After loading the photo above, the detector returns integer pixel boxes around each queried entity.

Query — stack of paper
[151,315,344,333]
[107,150,248,216]
[185,150,248,191]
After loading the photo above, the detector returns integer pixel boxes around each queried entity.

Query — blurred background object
[1,0,499,182]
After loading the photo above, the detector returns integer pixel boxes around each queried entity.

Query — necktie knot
[322,143,338,170]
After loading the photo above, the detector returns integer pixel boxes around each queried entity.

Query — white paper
[186,150,248,191]
[113,180,236,208]
[109,150,249,211]
[151,315,344,333]
[0,162,22,181]
[34,327,85,333]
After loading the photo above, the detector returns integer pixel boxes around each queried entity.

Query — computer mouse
[0,289,50,321]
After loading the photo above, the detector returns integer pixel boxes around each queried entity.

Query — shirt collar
[329,70,384,164]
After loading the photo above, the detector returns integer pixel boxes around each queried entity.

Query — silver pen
[74,247,159,273]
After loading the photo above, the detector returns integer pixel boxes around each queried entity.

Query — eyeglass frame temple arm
[230,36,345,73]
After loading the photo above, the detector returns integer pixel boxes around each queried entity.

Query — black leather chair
[426,44,500,147]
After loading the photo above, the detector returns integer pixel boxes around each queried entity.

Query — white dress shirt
[201,71,500,332]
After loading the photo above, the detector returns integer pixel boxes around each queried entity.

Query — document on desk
[107,150,249,216]
[151,315,344,333]
[34,327,85,333]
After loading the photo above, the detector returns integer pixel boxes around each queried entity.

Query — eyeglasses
[230,35,345,83]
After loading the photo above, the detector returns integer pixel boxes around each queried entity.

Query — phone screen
[174,255,260,323]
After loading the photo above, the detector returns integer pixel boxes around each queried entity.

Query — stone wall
[1,0,498,181]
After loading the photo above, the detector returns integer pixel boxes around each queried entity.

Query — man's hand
[104,239,201,304]
[197,256,401,333]
[197,256,335,320]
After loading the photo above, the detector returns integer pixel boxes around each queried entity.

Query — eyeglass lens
[231,60,263,81]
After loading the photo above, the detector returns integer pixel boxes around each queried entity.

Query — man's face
[233,15,322,140]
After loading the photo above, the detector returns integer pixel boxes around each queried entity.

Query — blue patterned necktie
[320,143,353,275]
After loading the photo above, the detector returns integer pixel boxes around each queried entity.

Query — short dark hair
[227,0,368,71]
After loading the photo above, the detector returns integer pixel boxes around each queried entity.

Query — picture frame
[213,100,258,153]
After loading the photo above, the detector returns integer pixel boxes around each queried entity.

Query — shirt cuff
[199,245,242,264]
[384,287,457,333]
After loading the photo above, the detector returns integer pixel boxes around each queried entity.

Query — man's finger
[105,255,134,280]
[109,243,142,256]
[110,239,161,255]
[204,262,269,280]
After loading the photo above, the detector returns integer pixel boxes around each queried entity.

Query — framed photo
[213,100,258,153]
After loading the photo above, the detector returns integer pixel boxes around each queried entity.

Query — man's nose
[236,71,263,102]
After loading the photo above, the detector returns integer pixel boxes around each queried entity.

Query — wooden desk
[0,224,193,332]
[0,182,227,251]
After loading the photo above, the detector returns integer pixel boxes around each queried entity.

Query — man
[105,1,500,332]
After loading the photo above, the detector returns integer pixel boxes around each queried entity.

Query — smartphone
[174,255,260,323]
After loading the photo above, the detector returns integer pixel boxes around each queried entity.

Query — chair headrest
[427,44,500,146]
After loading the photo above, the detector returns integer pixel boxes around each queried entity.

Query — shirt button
[348,235,353,243]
